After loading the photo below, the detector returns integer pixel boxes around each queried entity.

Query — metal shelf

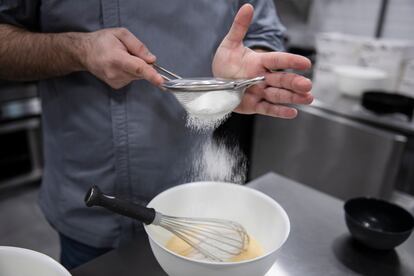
[0,168,42,192]
[0,117,40,134]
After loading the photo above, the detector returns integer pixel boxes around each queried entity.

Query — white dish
[334,65,388,98]
[144,181,290,276]
[0,246,70,276]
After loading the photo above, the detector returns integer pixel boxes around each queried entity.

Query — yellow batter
[165,234,264,262]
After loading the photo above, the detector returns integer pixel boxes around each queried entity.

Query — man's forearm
[0,24,86,81]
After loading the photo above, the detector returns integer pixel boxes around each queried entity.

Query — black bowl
[361,91,414,120]
[344,197,414,250]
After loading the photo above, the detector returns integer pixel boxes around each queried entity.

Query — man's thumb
[222,4,254,48]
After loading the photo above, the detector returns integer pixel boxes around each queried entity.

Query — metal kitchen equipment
[153,63,265,106]
[85,186,249,262]
[0,81,42,190]
[161,76,266,92]
[152,63,182,81]
[251,105,406,201]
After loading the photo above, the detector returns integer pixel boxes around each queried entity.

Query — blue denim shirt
[0,0,285,247]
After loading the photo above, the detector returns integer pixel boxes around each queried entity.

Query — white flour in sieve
[184,90,241,131]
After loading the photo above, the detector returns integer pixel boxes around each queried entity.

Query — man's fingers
[265,72,312,94]
[118,54,163,86]
[221,4,254,49]
[263,87,313,105]
[256,101,298,119]
[138,63,164,86]
[235,89,300,118]
[114,28,156,64]
[261,52,311,71]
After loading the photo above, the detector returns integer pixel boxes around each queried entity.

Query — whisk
[85,186,249,262]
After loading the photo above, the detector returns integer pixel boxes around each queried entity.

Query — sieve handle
[85,186,156,225]
[152,63,182,80]
[234,76,265,89]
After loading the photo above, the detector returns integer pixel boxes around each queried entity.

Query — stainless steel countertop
[311,86,414,136]
[250,173,414,276]
[72,172,414,276]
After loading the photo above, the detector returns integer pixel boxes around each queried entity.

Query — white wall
[275,0,414,48]
[382,0,414,40]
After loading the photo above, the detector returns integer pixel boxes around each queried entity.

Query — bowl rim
[344,197,414,235]
[0,246,71,276]
[144,181,290,266]
[333,65,388,79]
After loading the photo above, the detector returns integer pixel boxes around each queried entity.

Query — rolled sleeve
[241,0,286,51]
[0,0,40,31]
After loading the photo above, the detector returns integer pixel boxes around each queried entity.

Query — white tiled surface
[276,0,414,48]
[311,0,380,37]
[382,0,414,40]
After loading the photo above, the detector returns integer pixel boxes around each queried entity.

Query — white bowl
[0,246,70,276]
[334,65,388,97]
[144,182,290,276]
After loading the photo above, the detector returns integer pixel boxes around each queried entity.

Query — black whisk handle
[84,186,156,225]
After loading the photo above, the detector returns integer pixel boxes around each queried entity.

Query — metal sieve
[153,64,265,106]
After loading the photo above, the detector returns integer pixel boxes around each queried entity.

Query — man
[0,0,312,269]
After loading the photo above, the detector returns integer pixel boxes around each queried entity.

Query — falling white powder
[186,113,232,131]
[190,137,247,184]
[183,90,241,131]
[177,90,246,184]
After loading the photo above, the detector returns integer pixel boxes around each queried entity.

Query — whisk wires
[158,215,249,262]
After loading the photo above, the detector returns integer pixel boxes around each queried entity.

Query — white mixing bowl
[144,182,290,276]
[0,246,70,276]
[333,65,388,97]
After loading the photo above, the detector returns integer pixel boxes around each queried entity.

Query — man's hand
[80,28,163,89]
[0,24,162,89]
[212,4,313,119]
